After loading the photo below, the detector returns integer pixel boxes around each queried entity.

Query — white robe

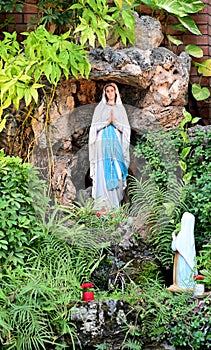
[171,212,197,289]
[88,84,130,210]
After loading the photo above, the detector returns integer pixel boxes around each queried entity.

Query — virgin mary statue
[88,83,131,212]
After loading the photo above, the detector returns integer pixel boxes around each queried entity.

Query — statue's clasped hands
[107,109,115,125]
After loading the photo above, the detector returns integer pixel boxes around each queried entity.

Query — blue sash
[102,124,128,190]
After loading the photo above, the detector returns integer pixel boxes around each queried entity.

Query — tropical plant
[128,175,188,268]
[133,128,181,188]
[139,0,204,35]
[0,150,47,265]
[29,0,80,34]
[70,0,135,48]
[177,109,200,185]
[123,279,211,349]
[0,0,23,13]
[0,182,109,348]
[168,126,211,246]
[196,240,211,289]
[133,124,211,250]
[0,26,91,131]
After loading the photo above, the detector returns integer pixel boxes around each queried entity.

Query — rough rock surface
[107,14,164,50]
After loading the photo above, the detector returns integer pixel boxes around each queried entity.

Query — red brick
[197,25,208,35]
[23,3,38,14]
[192,13,208,24]
[182,35,208,45]
[12,13,23,24]
[7,23,27,33]
[24,13,36,24]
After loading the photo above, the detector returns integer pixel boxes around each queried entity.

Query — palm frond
[128,176,187,267]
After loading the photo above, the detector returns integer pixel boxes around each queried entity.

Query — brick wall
[0,0,38,40]
[184,0,211,125]
[0,0,210,124]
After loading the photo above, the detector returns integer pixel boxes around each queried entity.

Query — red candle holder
[81,282,95,302]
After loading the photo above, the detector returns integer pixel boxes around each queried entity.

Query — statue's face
[105,85,116,102]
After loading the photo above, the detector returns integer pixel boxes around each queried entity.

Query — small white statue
[167,212,198,292]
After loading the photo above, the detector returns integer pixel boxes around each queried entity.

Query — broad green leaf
[13,96,21,110]
[30,87,38,103]
[180,130,188,143]
[18,74,32,83]
[96,29,106,48]
[70,3,83,9]
[185,44,203,58]
[24,88,32,106]
[178,15,201,35]
[32,83,43,89]
[170,23,187,32]
[2,97,11,109]
[60,30,71,41]
[179,160,187,172]
[158,0,187,17]
[192,83,210,101]
[50,64,57,84]
[0,115,7,132]
[122,9,135,28]
[84,61,91,79]
[0,75,11,83]
[167,34,183,46]
[55,65,61,82]
[139,0,159,10]
[88,28,96,48]
[179,0,204,14]
[198,59,211,77]
[181,146,191,159]
[0,79,16,95]
[183,172,192,185]
[70,66,78,79]
[44,62,52,82]
[192,117,201,124]
[181,109,192,128]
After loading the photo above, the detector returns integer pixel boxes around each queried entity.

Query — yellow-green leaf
[198,59,211,77]
[185,44,203,58]
[167,34,183,46]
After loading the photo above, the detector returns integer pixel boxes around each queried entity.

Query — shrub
[0,150,46,265]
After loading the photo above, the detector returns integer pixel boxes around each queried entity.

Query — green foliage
[197,58,211,77]
[71,0,135,48]
[133,129,180,187]
[170,127,211,245]
[0,0,23,13]
[139,0,204,35]
[0,151,46,265]
[0,263,80,349]
[196,241,211,289]
[0,26,91,127]
[30,0,80,33]
[65,198,128,237]
[133,124,211,250]
[163,293,211,349]
[128,176,188,268]
[123,279,211,349]
[0,222,106,348]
